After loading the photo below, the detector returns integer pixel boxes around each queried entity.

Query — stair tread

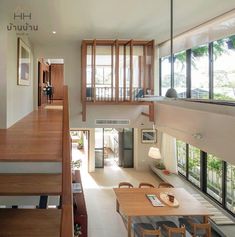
[0,174,62,195]
[0,208,61,237]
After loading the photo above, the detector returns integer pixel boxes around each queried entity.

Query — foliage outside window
[188,145,201,187]
[191,44,209,99]
[226,163,235,214]
[213,37,235,101]
[176,140,187,176]
[174,51,187,98]
[160,56,171,96]
[207,154,223,202]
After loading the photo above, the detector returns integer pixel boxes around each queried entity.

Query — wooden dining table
[114,187,211,237]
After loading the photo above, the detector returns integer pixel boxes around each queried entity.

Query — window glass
[226,163,235,214]
[188,145,201,187]
[213,36,235,100]
[176,140,187,176]
[161,56,171,96]
[174,51,187,98]
[191,44,209,99]
[207,154,223,202]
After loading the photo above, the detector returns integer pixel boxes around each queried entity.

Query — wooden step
[0,208,61,237]
[0,105,63,162]
[0,174,62,195]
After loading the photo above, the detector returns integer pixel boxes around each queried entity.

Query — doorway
[95,128,134,168]
[37,58,64,106]
[70,130,89,172]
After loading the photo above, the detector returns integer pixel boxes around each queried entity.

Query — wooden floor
[0,209,61,237]
[0,104,63,162]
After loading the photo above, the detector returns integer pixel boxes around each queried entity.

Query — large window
[191,44,209,99]
[174,51,187,98]
[160,34,235,102]
[213,37,235,100]
[207,154,223,202]
[176,140,187,176]
[176,139,235,216]
[188,145,201,187]
[160,56,171,96]
[226,163,235,214]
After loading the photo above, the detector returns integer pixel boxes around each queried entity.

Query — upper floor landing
[0,103,63,162]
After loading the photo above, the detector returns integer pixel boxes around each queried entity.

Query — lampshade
[148,147,162,159]
[165,88,178,98]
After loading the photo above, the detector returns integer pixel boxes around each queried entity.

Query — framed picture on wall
[17,38,31,85]
[141,129,157,143]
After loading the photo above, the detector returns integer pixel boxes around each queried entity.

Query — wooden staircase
[0,86,73,237]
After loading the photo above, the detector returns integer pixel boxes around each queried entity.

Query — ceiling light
[52,31,56,34]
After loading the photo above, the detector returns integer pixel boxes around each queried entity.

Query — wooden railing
[85,86,152,102]
[60,85,73,237]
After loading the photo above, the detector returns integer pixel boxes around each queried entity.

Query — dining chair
[155,220,186,237]
[158,182,174,188]
[139,182,155,188]
[133,223,161,237]
[179,217,211,237]
[116,182,133,213]
[119,182,134,188]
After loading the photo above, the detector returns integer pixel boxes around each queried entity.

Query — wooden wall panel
[50,64,64,100]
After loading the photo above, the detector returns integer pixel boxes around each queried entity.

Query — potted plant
[77,137,83,149]
[74,224,82,237]
[71,160,82,171]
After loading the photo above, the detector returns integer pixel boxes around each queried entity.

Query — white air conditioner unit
[95,119,130,125]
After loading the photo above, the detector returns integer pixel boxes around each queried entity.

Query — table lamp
[148,147,164,169]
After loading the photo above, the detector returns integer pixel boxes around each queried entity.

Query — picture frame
[17,38,31,86]
[141,129,157,143]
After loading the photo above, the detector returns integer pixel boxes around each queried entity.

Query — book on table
[146,194,165,207]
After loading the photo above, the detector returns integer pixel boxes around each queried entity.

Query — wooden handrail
[60,85,74,237]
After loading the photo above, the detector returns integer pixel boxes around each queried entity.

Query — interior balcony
[81,39,155,122]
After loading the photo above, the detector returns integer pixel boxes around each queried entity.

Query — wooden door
[50,64,64,100]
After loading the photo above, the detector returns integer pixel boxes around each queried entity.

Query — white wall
[0,24,34,128]
[0,31,7,128]
[6,32,34,128]
[155,100,235,166]
[134,128,160,171]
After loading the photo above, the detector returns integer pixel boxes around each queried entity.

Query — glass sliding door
[176,140,187,176]
[188,145,201,187]
[207,154,223,202]
[226,163,235,214]
[95,128,104,168]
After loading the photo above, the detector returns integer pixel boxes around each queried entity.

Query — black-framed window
[176,140,187,176]
[159,34,235,101]
[213,38,235,101]
[191,44,209,99]
[188,145,201,187]
[160,56,171,96]
[174,50,187,98]
[207,154,223,203]
[226,163,235,214]
[176,139,235,217]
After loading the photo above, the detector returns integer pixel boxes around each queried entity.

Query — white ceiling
[1,0,235,45]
